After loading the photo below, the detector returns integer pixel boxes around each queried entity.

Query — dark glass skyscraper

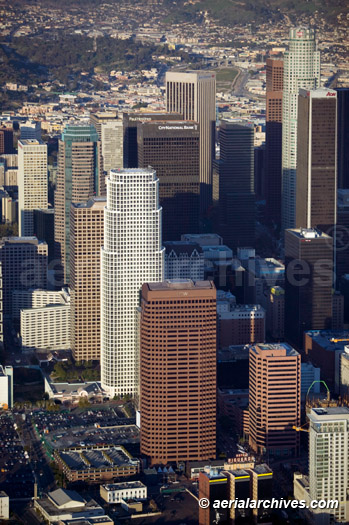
[137,120,200,240]
[285,228,333,349]
[336,88,349,189]
[217,120,255,249]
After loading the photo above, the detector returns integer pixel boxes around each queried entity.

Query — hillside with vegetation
[164,0,347,25]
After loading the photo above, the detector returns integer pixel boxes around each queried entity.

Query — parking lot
[0,413,34,499]
[32,407,139,452]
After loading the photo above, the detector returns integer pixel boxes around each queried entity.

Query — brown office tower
[70,197,105,361]
[296,88,337,234]
[138,121,200,240]
[54,125,102,284]
[265,59,283,226]
[217,120,255,249]
[140,280,216,465]
[249,343,301,457]
[285,228,333,349]
[123,112,182,168]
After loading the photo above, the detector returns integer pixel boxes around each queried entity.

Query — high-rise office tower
[123,112,182,168]
[0,127,14,154]
[101,119,123,175]
[89,111,119,140]
[54,125,102,284]
[19,121,41,141]
[0,237,47,316]
[308,407,349,523]
[18,139,48,237]
[282,27,320,230]
[336,189,349,280]
[137,120,200,240]
[100,169,164,397]
[265,58,283,226]
[217,120,255,249]
[336,88,349,189]
[249,343,301,457]
[166,71,216,214]
[33,208,54,263]
[70,197,105,362]
[296,89,337,233]
[285,228,333,349]
[0,263,2,348]
[140,280,216,465]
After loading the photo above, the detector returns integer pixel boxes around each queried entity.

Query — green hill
[163,0,347,25]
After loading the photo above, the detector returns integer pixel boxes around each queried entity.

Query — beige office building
[70,197,105,361]
[166,71,216,213]
[18,139,48,237]
[101,119,124,174]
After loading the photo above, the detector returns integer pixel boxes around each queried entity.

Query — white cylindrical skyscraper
[281,27,320,230]
[101,168,164,397]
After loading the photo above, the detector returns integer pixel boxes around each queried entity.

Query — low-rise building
[0,491,9,520]
[100,481,147,503]
[34,488,105,524]
[0,366,13,409]
[54,445,140,482]
[44,377,104,403]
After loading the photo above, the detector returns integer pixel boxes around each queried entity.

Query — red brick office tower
[140,280,217,465]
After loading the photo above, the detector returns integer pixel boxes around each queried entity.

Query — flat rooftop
[218,346,249,361]
[73,197,106,209]
[309,407,349,422]
[287,228,331,240]
[147,280,214,291]
[250,343,299,357]
[57,446,138,471]
[253,464,272,475]
[19,139,43,145]
[305,330,349,351]
[102,481,145,491]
